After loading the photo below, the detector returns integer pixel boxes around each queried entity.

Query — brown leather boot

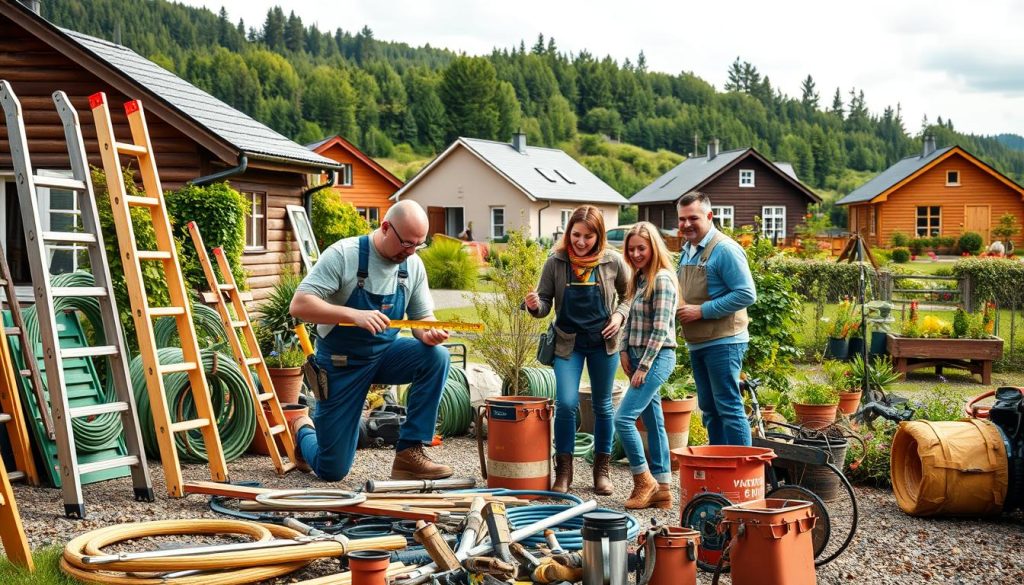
[624,471,659,509]
[649,482,673,509]
[288,415,313,473]
[391,445,453,480]
[593,453,613,496]
[551,453,573,493]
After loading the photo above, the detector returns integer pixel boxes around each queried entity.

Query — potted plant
[638,378,697,470]
[791,381,840,430]
[849,354,901,404]
[824,298,856,360]
[752,387,790,433]
[847,321,865,363]
[823,359,861,415]
[865,301,894,356]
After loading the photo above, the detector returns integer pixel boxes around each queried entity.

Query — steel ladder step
[68,401,129,419]
[61,345,118,360]
[32,175,86,191]
[78,455,140,475]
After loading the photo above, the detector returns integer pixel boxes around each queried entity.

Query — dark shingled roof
[837,146,954,205]
[62,28,339,170]
[630,148,748,204]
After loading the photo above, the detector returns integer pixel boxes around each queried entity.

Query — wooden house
[307,135,403,225]
[631,141,821,241]
[0,0,340,301]
[837,137,1024,248]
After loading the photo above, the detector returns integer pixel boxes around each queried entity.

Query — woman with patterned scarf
[525,206,630,494]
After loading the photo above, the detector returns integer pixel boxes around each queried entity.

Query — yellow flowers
[919,315,953,338]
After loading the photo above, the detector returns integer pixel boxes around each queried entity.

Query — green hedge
[311,188,371,250]
[763,256,873,302]
[953,257,1024,307]
[166,182,249,293]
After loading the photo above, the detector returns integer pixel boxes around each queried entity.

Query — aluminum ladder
[89,92,228,497]
[0,81,153,517]
[188,221,299,475]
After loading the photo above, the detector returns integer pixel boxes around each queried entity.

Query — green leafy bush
[744,239,802,392]
[420,237,478,290]
[933,235,956,252]
[166,181,249,292]
[763,256,868,302]
[890,231,910,247]
[890,246,910,263]
[953,257,1024,308]
[958,231,983,254]
[792,381,839,405]
[265,346,306,368]
[311,189,371,250]
[822,359,857,392]
[849,355,901,396]
[908,238,929,255]
[845,424,895,486]
[688,410,708,446]
[256,273,302,336]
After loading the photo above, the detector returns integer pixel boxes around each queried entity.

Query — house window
[245,191,267,251]
[711,205,734,230]
[357,207,379,225]
[444,207,464,237]
[761,206,786,240]
[916,206,941,237]
[868,206,876,236]
[554,169,576,184]
[36,170,84,275]
[739,169,755,188]
[535,168,557,182]
[946,170,960,186]
[338,164,353,187]
[491,207,505,239]
[560,209,573,229]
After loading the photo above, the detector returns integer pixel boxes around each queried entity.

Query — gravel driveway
[12,437,1023,584]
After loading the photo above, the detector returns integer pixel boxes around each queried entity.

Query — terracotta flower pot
[791,402,838,430]
[638,395,697,471]
[838,390,863,416]
[268,366,304,404]
[250,403,308,455]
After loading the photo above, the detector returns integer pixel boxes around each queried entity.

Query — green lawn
[0,546,75,585]
[897,259,958,275]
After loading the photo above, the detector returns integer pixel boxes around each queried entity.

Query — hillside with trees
[41,0,1024,203]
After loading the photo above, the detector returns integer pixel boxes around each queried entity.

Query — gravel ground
[11,436,1024,584]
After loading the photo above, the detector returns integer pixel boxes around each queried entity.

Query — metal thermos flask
[582,512,629,585]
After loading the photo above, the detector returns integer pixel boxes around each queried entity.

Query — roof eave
[246,151,342,172]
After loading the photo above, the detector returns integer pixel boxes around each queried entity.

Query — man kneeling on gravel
[288,200,453,482]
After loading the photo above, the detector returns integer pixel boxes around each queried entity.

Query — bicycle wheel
[780,461,859,566]
[765,483,831,563]
[680,492,732,573]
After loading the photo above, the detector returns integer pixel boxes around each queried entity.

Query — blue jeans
[552,347,617,455]
[614,348,675,484]
[296,337,450,481]
[690,343,750,446]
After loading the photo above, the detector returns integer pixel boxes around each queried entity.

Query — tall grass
[421,238,478,290]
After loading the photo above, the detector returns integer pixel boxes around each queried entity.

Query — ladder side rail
[0,312,38,486]
[0,457,33,571]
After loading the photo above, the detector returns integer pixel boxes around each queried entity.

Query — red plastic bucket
[721,499,817,585]
[639,526,699,585]
[671,445,776,508]
[478,396,553,490]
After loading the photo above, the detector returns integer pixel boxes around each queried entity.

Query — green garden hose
[153,303,227,349]
[583,432,626,464]
[129,347,255,462]
[501,367,557,399]
[404,366,473,437]
[574,432,594,458]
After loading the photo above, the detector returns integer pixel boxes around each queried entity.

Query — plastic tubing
[505,505,640,550]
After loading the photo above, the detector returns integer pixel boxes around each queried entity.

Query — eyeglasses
[390,223,427,250]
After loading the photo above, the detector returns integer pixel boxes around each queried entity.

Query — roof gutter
[537,200,551,239]
[302,169,338,215]
[189,155,247,186]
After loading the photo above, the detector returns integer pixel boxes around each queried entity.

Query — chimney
[922,134,936,158]
[707,138,720,160]
[19,0,41,14]
[511,131,527,154]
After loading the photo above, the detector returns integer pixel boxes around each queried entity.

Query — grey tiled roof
[62,29,339,170]
[837,146,954,205]
[775,162,799,181]
[629,148,748,204]
[460,138,627,204]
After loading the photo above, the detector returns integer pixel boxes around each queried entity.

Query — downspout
[302,169,338,215]
[537,200,551,240]
[189,154,248,186]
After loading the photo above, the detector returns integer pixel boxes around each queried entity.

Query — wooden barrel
[478,396,553,490]
[890,419,1009,517]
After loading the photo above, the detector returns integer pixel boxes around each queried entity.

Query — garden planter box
[886,334,1003,384]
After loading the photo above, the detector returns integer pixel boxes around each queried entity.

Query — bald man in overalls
[289,200,453,481]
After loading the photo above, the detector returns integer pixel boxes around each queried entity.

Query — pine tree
[440,56,500,142]
[284,11,305,52]
[800,75,818,110]
[262,7,284,50]
[830,87,844,119]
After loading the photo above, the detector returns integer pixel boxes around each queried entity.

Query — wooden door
[427,206,444,236]
[964,205,991,243]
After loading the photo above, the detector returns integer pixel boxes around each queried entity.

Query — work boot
[649,482,673,509]
[288,415,313,473]
[551,453,573,493]
[624,471,659,509]
[391,445,453,480]
[593,453,613,496]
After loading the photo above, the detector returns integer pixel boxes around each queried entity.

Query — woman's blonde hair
[556,205,607,256]
[624,222,675,301]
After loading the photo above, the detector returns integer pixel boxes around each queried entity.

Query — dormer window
[739,169,755,187]
[946,170,960,186]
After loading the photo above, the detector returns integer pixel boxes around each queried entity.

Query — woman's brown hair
[556,205,607,256]
[624,222,675,301]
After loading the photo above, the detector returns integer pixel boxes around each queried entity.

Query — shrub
[792,381,839,405]
[934,235,956,251]
[908,238,929,255]
[265,346,306,368]
[953,257,1024,308]
[763,256,867,302]
[688,410,708,446]
[846,423,895,486]
[958,231,983,254]
[310,189,371,250]
[992,213,1020,249]
[420,238,478,290]
[890,231,910,247]
[744,239,802,392]
[166,181,249,293]
[890,246,910,263]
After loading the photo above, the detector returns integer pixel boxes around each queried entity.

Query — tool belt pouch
[536,323,556,366]
[302,356,329,401]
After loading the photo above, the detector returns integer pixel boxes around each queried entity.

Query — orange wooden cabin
[838,138,1024,249]
[307,135,404,225]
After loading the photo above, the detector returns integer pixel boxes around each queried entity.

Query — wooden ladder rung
[41,231,98,245]
[169,418,210,434]
[7,470,25,482]
[115,142,148,157]
[68,401,129,419]
[3,326,20,336]
[0,413,11,424]
[218,284,235,291]
[229,320,246,328]
[51,286,107,298]
[256,392,273,403]
[125,195,160,207]
[137,250,172,261]
[158,361,198,375]
[244,357,262,366]
[78,455,140,475]
[32,175,86,191]
[267,424,287,436]
[61,345,118,359]
[149,306,185,318]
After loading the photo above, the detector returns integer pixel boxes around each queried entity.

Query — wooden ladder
[0,244,41,488]
[89,92,228,497]
[0,82,153,517]
[0,453,32,571]
[187,222,299,475]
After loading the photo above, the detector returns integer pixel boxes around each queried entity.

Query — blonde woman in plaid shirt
[614,222,678,509]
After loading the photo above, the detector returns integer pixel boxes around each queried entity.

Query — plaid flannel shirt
[620,269,678,371]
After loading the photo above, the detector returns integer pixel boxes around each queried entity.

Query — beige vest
[678,231,749,344]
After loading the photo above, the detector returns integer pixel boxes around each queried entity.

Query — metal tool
[483,502,515,564]
[336,319,484,333]
[366,478,478,493]
[415,520,462,572]
[582,512,629,585]
[455,497,487,556]
[464,556,516,579]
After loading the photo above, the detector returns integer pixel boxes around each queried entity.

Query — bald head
[376,200,429,263]
[385,200,428,230]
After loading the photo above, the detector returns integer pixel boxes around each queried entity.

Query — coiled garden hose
[505,504,639,550]
[574,433,594,458]
[583,433,626,464]
[153,302,228,349]
[130,347,255,462]
[404,366,473,437]
[501,367,556,399]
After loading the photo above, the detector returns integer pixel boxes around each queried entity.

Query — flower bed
[886,334,1003,384]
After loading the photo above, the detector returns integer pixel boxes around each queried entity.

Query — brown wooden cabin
[838,137,1024,249]
[0,0,340,302]
[631,141,821,243]
[307,135,403,226]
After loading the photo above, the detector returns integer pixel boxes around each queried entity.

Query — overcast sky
[178,0,1024,138]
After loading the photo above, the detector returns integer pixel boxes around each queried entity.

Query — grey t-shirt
[295,235,434,337]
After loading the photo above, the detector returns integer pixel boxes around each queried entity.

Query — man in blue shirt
[676,191,756,446]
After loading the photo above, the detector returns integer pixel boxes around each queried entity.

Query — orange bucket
[347,549,391,585]
[721,498,817,585]
[477,396,553,490]
[638,526,699,585]
[671,445,775,507]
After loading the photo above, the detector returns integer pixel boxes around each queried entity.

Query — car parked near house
[606,224,681,251]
